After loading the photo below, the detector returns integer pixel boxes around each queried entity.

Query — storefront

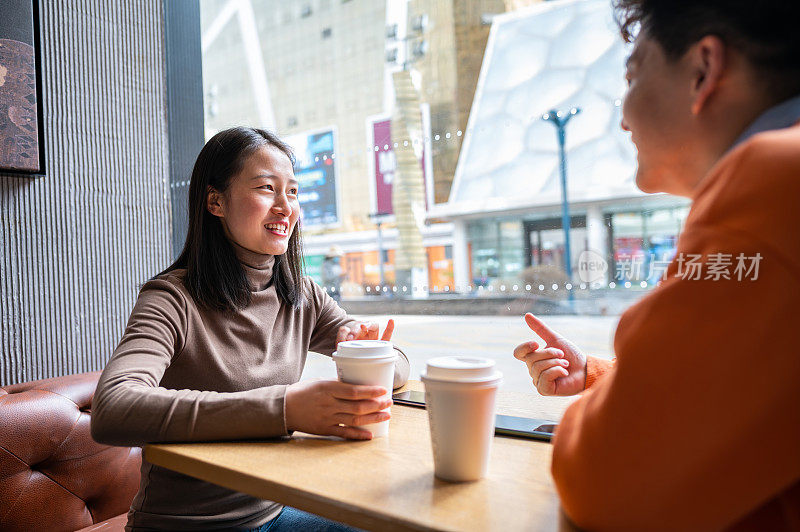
[303,223,455,297]
[608,206,690,284]
[450,201,690,290]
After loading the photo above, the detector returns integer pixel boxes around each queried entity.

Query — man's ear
[690,35,726,115]
[206,186,225,217]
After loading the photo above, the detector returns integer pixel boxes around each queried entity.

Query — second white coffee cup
[333,340,397,438]
[421,356,502,481]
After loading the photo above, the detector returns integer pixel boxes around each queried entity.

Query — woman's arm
[91,279,290,447]
[306,279,410,389]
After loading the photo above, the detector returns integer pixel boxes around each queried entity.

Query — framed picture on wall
[0,0,45,176]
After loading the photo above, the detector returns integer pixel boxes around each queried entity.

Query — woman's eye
[259,184,274,191]
[289,188,298,195]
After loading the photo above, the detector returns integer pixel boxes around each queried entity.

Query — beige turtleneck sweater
[91,243,409,531]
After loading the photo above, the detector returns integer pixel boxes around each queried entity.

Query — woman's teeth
[266,223,287,235]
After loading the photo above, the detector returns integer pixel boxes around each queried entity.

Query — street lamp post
[542,107,581,302]
[369,212,392,296]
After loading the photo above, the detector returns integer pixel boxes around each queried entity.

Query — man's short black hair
[613,0,800,101]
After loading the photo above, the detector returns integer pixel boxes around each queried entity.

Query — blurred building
[407,0,509,204]
[201,0,386,234]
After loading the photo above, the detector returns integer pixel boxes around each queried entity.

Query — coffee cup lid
[421,356,502,383]
[334,340,395,359]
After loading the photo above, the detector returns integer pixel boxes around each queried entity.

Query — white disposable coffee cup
[332,340,397,438]
[421,356,502,481]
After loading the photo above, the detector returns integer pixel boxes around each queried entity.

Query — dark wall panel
[164,0,204,259]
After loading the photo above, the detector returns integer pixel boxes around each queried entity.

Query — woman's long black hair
[157,127,305,312]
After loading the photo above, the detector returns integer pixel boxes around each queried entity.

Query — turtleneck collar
[230,240,276,292]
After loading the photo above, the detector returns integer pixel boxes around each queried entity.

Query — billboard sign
[285,128,339,226]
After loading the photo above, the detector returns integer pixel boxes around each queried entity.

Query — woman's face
[207,144,300,256]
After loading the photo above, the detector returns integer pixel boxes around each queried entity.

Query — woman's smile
[265,221,289,237]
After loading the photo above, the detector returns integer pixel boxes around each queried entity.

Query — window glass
[200,0,691,391]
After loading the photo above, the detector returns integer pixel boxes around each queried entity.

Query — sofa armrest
[0,372,141,532]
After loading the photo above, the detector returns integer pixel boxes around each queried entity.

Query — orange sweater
[552,124,800,531]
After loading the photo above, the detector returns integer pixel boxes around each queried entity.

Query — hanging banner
[368,115,430,216]
[372,119,395,214]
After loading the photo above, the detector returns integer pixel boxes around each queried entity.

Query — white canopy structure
[430,0,643,220]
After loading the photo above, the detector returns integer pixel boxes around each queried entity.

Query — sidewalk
[338,288,648,316]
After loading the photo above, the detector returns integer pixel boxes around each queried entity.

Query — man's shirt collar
[733,93,800,147]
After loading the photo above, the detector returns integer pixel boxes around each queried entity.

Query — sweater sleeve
[91,278,290,447]
[306,278,410,389]
[584,356,615,389]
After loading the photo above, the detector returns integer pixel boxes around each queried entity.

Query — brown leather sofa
[0,371,141,531]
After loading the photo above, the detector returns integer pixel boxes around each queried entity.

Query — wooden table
[145,381,578,531]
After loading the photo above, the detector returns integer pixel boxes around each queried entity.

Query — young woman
[91,127,409,531]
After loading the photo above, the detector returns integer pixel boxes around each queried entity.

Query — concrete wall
[0,0,172,385]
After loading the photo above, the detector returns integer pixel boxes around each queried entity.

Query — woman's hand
[285,380,392,440]
[513,313,587,396]
[336,318,395,343]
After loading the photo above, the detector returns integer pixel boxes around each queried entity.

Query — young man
[513,1,800,529]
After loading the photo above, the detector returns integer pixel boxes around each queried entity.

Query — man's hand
[285,380,392,440]
[336,318,395,344]
[513,313,587,396]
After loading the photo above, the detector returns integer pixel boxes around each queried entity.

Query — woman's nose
[272,194,292,215]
